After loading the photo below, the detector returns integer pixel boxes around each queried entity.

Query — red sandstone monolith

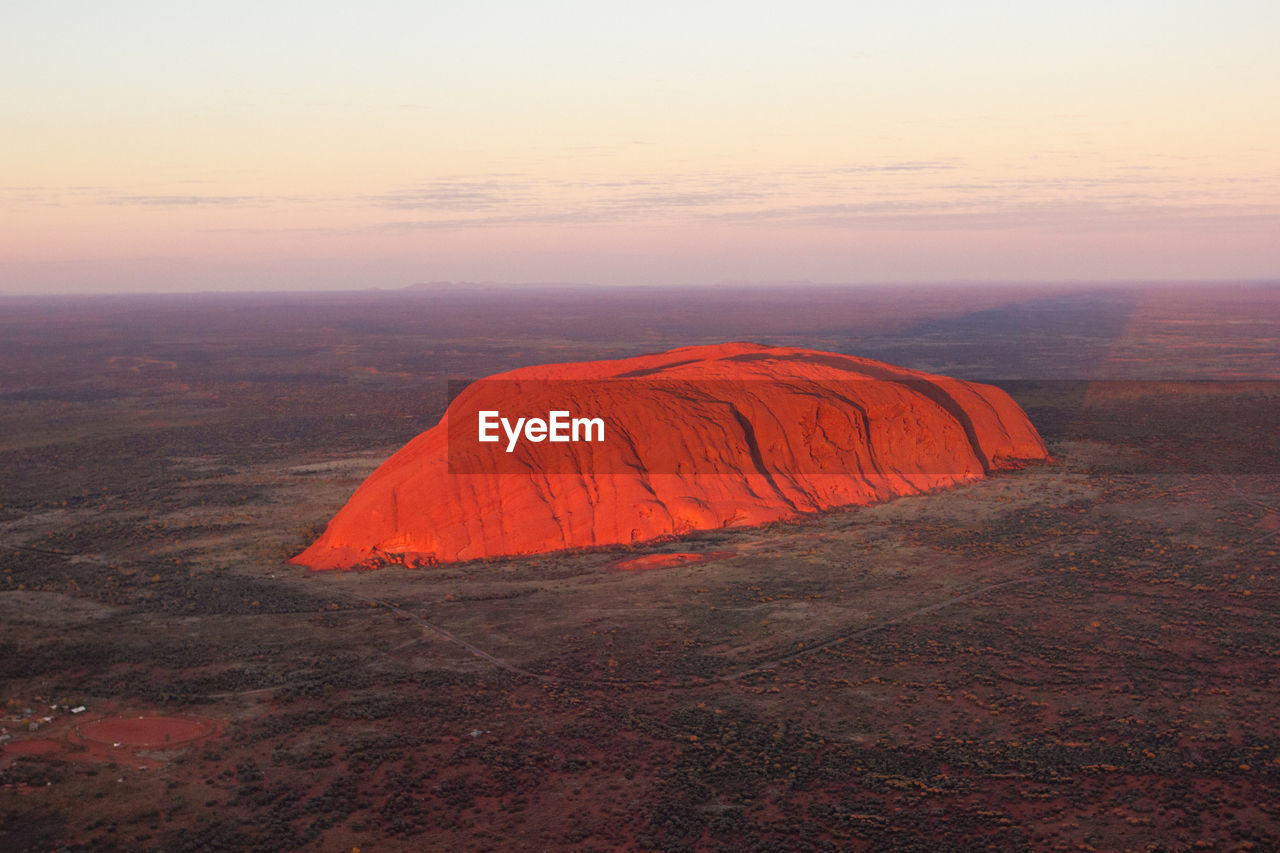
[292,343,1049,569]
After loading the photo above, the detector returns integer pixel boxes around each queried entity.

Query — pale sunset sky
[2,0,1277,292]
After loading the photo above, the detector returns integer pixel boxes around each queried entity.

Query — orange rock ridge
[292,343,1049,570]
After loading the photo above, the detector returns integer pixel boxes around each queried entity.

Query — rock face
[292,343,1049,570]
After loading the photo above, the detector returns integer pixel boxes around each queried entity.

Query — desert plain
[2,282,1278,851]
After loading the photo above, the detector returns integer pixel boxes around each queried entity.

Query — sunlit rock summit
[292,343,1049,570]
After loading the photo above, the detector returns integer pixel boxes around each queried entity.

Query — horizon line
[3,277,1279,300]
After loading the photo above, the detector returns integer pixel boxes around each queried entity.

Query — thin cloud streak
[345,161,1277,233]
[104,194,261,206]
[14,156,1277,247]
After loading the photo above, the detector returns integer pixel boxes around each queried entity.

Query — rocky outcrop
[292,343,1049,569]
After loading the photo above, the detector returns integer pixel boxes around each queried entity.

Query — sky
[2,0,1277,293]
